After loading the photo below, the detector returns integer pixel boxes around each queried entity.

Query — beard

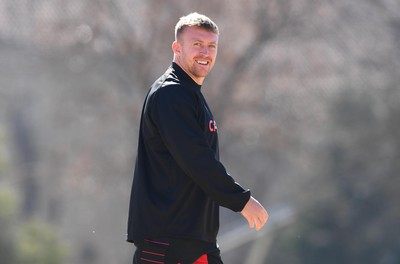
[189,63,211,78]
[175,51,216,83]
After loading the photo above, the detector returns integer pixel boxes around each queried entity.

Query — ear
[172,41,180,56]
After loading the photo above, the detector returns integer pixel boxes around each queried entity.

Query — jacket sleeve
[150,86,250,212]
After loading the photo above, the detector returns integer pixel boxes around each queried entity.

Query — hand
[241,196,269,231]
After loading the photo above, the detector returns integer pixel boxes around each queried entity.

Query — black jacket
[127,63,250,243]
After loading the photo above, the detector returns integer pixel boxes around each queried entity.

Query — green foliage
[0,189,68,264]
[17,221,68,264]
[0,190,18,264]
[0,189,17,223]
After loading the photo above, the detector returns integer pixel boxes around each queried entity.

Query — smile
[196,60,209,65]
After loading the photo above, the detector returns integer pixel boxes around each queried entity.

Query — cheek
[209,48,217,57]
[183,48,197,59]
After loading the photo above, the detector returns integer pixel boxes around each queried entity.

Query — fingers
[242,211,255,229]
[255,217,265,231]
[254,209,269,231]
[241,196,269,231]
[249,219,255,229]
[246,214,267,231]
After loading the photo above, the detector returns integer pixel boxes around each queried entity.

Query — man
[127,12,268,264]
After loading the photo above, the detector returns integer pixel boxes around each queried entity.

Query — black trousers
[132,238,223,264]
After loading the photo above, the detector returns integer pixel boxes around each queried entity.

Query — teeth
[197,60,208,65]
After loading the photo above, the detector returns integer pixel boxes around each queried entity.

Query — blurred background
[1,0,399,263]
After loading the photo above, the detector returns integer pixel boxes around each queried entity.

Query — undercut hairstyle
[174,12,219,41]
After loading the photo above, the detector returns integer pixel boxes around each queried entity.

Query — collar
[171,62,202,90]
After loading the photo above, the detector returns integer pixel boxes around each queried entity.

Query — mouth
[195,60,210,66]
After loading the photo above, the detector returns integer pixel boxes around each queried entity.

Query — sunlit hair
[174,12,219,41]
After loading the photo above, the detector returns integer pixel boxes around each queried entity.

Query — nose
[200,46,209,55]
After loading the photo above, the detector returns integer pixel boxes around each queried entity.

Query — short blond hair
[175,12,219,40]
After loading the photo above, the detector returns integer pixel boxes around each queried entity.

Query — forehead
[181,26,219,43]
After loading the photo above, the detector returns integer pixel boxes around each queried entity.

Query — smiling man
[127,12,268,264]
[172,21,217,85]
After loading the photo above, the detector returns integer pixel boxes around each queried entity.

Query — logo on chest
[209,120,218,133]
